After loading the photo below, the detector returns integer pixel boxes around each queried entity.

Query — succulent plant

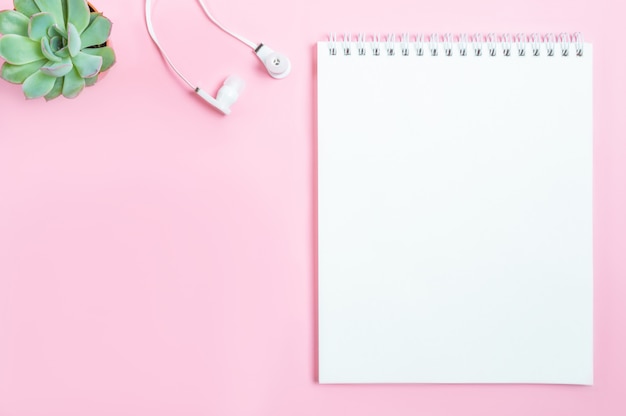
[0,0,115,100]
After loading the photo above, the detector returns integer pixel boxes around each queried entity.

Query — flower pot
[86,2,112,82]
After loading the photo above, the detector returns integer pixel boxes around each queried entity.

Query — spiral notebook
[317,33,593,384]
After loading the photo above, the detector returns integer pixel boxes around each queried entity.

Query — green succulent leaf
[84,74,98,86]
[0,10,30,36]
[40,36,61,61]
[82,46,115,72]
[66,22,81,57]
[22,69,56,98]
[40,57,72,77]
[55,46,69,58]
[47,23,65,38]
[80,14,111,48]
[71,51,101,78]
[14,0,40,17]
[33,0,64,27]
[44,76,63,100]
[49,35,63,50]
[0,34,44,64]
[28,12,55,41]
[66,0,90,34]
[0,59,45,83]
[61,66,84,98]
[89,11,101,25]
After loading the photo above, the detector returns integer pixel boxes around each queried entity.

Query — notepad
[317,33,593,384]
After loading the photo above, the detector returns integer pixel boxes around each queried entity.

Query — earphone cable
[196,0,258,50]
[145,0,196,90]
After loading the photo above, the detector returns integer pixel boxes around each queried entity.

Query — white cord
[145,0,196,90]
[196,0,258,50]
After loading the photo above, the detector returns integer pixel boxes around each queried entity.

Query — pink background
[1,0,625,414]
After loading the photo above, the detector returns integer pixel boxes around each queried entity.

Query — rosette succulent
[0,0,115,100]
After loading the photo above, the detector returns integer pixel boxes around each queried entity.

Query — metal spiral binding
[516,33,527,56]
[342,32,351,55]
[574,33,584,56]
[545,33,556,56]
[386,33,396,56]
[401,33,410,56]
[429,33,438,56]
[560,33,570,56]
[443,33,453,56]
[357,33,366,56]
[372,34,380,56]
[458,33,468,56]
[474,33,483,56]
[328,33,337,56]
[326,32,585,57]
[415,34,424,56]
[531,33,541,56]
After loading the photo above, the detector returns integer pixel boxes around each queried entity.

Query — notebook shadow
[311,43,319,384]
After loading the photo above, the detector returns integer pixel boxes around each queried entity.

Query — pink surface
[0,0,625,414]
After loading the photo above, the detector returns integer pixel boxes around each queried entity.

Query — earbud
[255,44,291,79]
[146,0,290,116]
[194,75,245,115]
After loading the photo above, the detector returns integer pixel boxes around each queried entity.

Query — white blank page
[317,41,593,384]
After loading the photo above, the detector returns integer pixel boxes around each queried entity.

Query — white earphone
[194,75,244,115]
[145,0,291,115]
